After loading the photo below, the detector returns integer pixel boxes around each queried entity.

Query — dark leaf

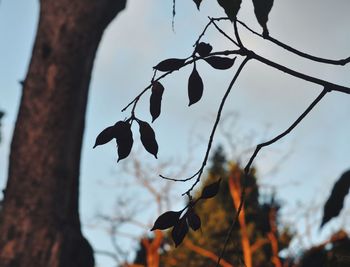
[188,65,204,106]
[93,126,116,148]
[187,209,201,231]
[217,0,242,21]
[138,120,158,158]
[196,42,212,57]
[151,210,181,231]
[252,0,274,36]
[321,170,350,228]
[171,217,188,247]
[200,178,221,199]
[150,81,165,122]
[115,121,133,162]
[204,56,236,70]
[193,0,203,10]
[154,58,186,72]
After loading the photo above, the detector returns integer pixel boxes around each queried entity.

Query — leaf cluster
[195,0,274,36]
[151,179,221,247]
[159,150,293,266]
[94,119,158,161]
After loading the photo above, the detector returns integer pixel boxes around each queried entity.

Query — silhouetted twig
[216,88,328,267]
[237,19,350,66]
[121,50,241,113]
[160,57,250,195]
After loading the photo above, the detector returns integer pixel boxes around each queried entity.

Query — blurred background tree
[128,147,293,267]
[125,146,350,267]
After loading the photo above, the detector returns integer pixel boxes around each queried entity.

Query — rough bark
[0,0,126,266]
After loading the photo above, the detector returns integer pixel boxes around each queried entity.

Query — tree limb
[184,239,234,267]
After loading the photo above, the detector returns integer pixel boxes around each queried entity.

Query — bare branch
[210,17,239,46]
[184,239,234,267]
[237,19,350,66]
[183,57,250,195]
[244,88,328,174]
[249,50,350,94]
[217,88,328,267]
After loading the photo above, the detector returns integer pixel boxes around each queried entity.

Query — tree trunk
[228,168,253,267]
[0,0,126,266]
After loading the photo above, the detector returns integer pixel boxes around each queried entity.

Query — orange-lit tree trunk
[141,230,163,267]
[267,207,282,267]
[0,1,126,266]
[228,167,253,267]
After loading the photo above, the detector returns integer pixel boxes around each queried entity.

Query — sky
[1,0,350,266]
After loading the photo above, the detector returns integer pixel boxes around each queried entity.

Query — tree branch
[249,50,350,94]
[121,50,240,113]
[237,19,350,66]
[217,88,328,267]
[184,239,234,267]
[160,56,249,188]
[244,87,328,174]
[205,19,350,94]
[210,17,239,46]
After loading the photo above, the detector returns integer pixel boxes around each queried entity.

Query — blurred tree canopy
[132,147,293,267]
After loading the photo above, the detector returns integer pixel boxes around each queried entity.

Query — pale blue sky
[1,0,350,266]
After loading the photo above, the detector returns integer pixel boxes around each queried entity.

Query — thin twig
[193,18,215,48]
[216,88,328,267]
[237,19,350,66]
[244,88,328,174]
[233,19,243,48]
[209,17,239,46]
[172,0,176,31]
[183,57,250,196]
[159,169,200,182]
[192,19,350,93]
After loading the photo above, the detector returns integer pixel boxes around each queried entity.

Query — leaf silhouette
[204,56,236,70]
[188,65,204,106]
[150,81,165,122]
[200,178,221,199]
[154,58,186,72]
[217,0,242,21]
[93,126,116,148]
[252,0,274,36]
[115,121,133,162]
[193,0,203,10]
[172,217,188,247]
[196,42,212,57]
[151,210,181,231]
[138,120,158,158]
[187,209,201,231]
[320,170,350,228]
